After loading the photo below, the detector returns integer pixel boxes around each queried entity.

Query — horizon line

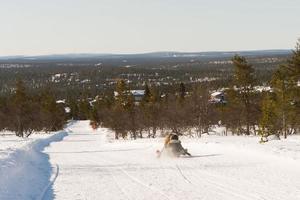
[0,48,293,58]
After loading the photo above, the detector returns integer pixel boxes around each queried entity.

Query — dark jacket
[167,139,186,156]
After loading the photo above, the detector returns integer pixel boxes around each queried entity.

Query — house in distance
[114,90,145,103]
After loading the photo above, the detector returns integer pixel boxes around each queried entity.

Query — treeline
[0,43,298,140]
[0,53,287,99]
[259,41,300,140]
[89,80,219,139]
[88,41,300,140]
[0,80,67,137]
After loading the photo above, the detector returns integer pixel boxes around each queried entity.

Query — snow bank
[0,133,50,160]
[0,130,68,200]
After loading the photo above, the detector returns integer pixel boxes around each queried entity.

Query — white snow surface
[1,121,300,200]
[0,132,49,160]
[0,129,69,200]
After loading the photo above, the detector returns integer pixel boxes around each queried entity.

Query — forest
[0,43,299,141]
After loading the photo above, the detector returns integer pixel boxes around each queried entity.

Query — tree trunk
[152,127,156,138]
[139,129,143,138]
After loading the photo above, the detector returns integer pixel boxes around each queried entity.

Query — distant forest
[0,47,299,141]
[0,51,289,99]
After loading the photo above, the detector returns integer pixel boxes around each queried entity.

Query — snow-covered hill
[1,121,300,200]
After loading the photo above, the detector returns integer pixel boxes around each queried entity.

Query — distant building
[56,99,71,113]
[210,91,226,104]
[253,86,272,92]
[130,90,145,102]
[114,90,145,102]
[56,99,66,104]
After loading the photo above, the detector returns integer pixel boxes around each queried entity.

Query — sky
[0,0,299,56]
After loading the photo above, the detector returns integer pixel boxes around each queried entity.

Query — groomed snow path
[45,121,300,200]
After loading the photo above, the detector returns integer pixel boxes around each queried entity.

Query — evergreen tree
[179,82,186,101]
[110,79,132,139]
[126,93,137,139]
[0,96,9,131]
[67,98,80,120]
[271,68,291,138]
[142,83,151,103]
[231,55,256,135]
[78,98,92,120]
[92,92,115,129]
[10,80,32,137]
[146,86,161,138]
[286,39,300,86]
[40,88,66,131]
[286,40,300,133]
[224,88,244,135]
[115,79,131,107]
[259,93,280,140]
[270,40,300,138]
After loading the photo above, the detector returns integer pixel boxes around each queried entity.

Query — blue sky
[0,0,299,55]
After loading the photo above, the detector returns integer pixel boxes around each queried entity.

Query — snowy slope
[0,130,69,200]
[42,121,300,200]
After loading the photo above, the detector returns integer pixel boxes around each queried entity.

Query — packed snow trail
[44,121,300,200]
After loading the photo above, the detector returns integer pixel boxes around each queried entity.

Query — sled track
[175,164,251,200]
[197,171,267,200]
[38,164,60,200]
[175,164,207,200]
[106,166,132,200]
[176,164,270,200]
[195,168,289,200]
[119,167,171,200]
[175,164,192,184]
[100,157,171,200]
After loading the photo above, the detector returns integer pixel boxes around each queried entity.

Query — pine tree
[179,82,186,101]
[259,93,279,141]
[270,39,300,138]
[224,88,244,135]
[0,97,9,131]
[91,92,115,129]
[286,40,300,133]
[286,39,300,86]
[115,79,129,106]
[126,93,137,139]
[40,88,66,131]
[67,98,79,120]
[142,83,151,103]
[78,98,91,120]
[111,79,133,139]
[271,68,290,138]
[231,55,256,135]
[10,80,31,137]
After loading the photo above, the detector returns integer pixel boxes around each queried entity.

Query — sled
[156,148,191,158]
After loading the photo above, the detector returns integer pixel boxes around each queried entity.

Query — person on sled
[167,134,191,157]
[158,133,191,157]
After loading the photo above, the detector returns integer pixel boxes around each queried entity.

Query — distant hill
[0,50,292,62]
